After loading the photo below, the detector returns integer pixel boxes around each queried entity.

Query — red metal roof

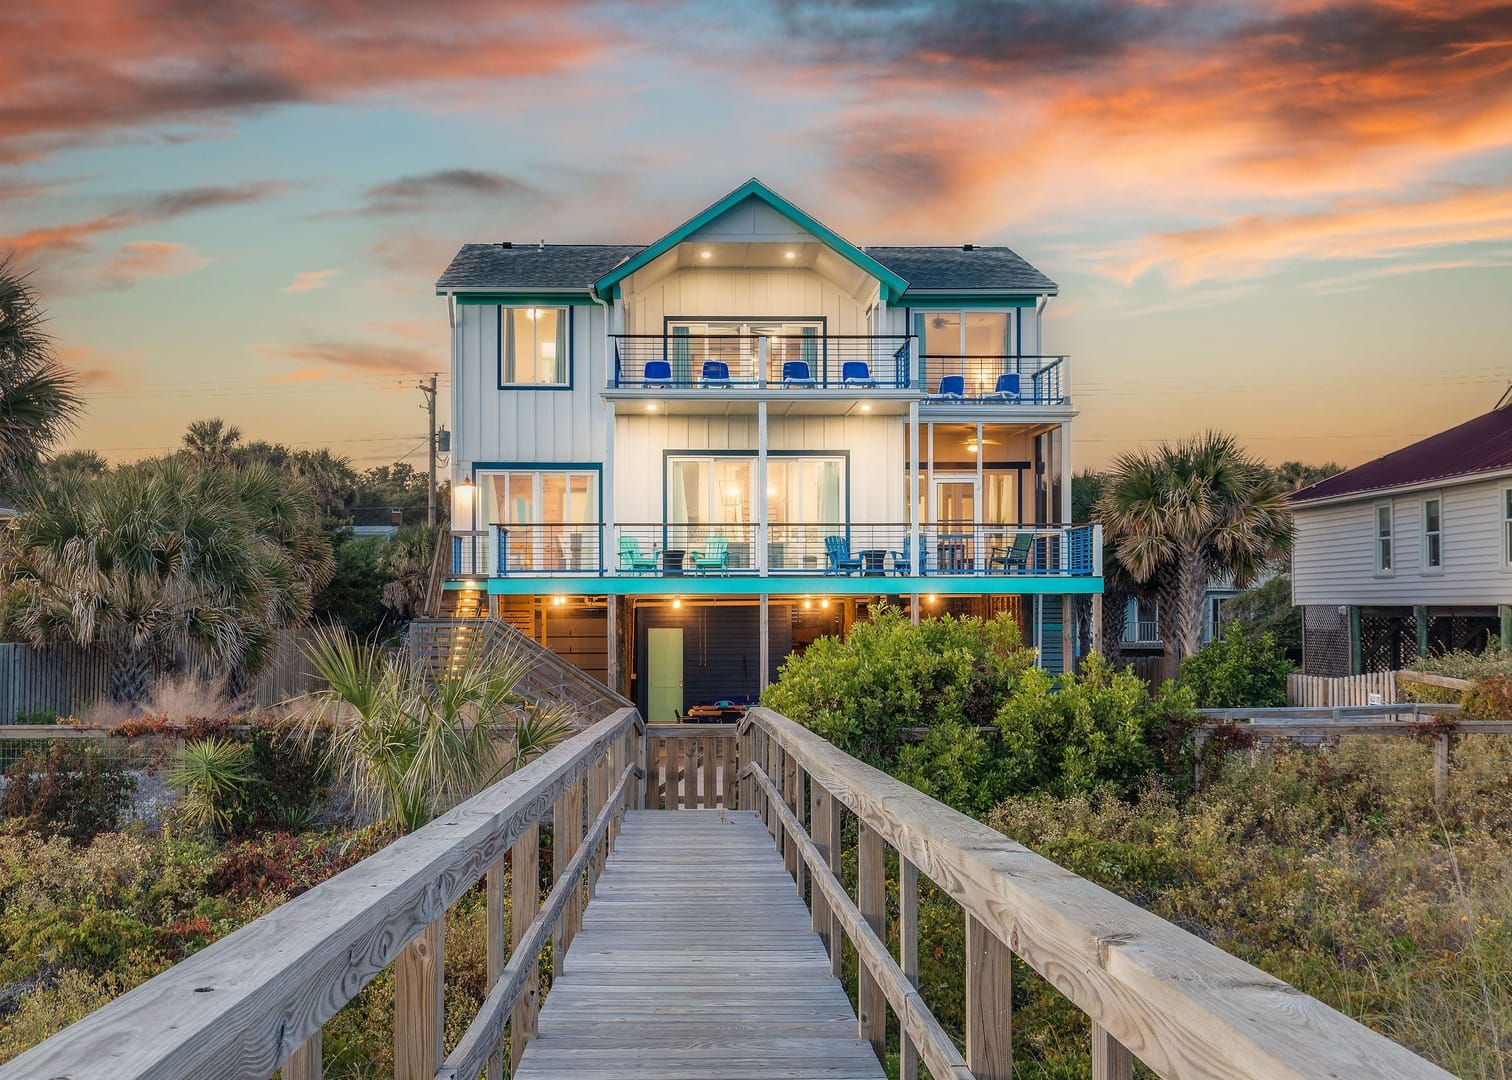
[1291,401,1512,503]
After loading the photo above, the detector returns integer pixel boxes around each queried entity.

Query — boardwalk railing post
[857,821,886,1064]
[966,914,1012,1080]
[1434,731,1451,801]
[484,857,506,1080]
[395,918,443,1080]
[510,823,540,1072]
[810,782,832,951]
[1092,1023,1133,1080]
[899,857,919,1080]
[283,1032,321,1080]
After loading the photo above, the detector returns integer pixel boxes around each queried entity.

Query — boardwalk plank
[513,809,886,1080]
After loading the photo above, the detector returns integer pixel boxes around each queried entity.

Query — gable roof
[869,246,1057,294]
[590,179,910,301]
[1291,402,1512,504]
[436,244,640,291]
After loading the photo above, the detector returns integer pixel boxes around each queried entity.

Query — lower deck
[513,810,885,1080]
[442,591,1082,720]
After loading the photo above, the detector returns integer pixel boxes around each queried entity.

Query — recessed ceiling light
[860,403,871,412]
[784,250,796,259]
[926,594,937,604]
[700,250,712,259]
[646,403,657,412]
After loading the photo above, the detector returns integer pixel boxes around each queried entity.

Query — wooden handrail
[0,707,643,1080]
[740,706,1455,1080]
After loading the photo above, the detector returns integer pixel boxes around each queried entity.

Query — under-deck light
[820,598,830,609]
[646,403,657,412]
[672,597,682,609]
[859,403,871,412]
[784,250,796,259]
[700,250,712,259]
[926,594,937,604]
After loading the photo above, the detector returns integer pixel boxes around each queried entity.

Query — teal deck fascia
[446,575,1103,597]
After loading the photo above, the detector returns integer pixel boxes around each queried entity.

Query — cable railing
[610,334,913,390]
[920,354,1067,404]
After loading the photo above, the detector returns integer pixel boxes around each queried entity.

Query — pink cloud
[93,241,211,289]
[283,268,339,293]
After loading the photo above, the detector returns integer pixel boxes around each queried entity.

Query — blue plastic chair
[782,360,817,388]
[841,360,875,387]
[701,360,732,388]
[990,373,1021,401]
[889,535,927,575]
[824,535,862,574]
[936,374,965,399]
[644,360,673,388]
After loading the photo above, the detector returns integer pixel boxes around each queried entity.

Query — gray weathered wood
[858,820,886,1063]
[512,810,884,1080]
[742,708,1456,1080]
[281,1031,321,1080]
[511,824,539,1073]
[966,913,1012,1080]
[1093,1022,1134,1080]
[394,918,442,1080]
[900,857,920,1080]
[485,858,506,1080]
[0,708,641,1080]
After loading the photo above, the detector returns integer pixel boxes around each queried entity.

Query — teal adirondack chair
[692,536,730,574]
[618,536,659,572]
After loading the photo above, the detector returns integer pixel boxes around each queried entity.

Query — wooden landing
[513,809,886,1080]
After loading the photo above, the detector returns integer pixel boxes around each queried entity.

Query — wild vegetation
[767,609,1511,1079]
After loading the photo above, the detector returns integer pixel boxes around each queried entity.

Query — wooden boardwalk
[514,809,885,1079]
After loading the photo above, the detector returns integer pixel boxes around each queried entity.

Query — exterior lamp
[453,474,476,531]
[672,597,682,609]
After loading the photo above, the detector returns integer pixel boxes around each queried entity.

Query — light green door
[647,628,684,723]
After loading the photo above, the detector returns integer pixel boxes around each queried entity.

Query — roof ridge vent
[962,243,975,251]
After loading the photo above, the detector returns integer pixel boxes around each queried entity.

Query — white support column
[603,399,616,576]
[1059,425,1072,527]
[926,422,935,567]
[759,594,770,692]
[757,400,769,576]
[975,421,984,572]
[909,401,921,579]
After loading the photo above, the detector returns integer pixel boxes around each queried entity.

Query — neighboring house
[1119,583,1235,652]
[436,179,1103,720]
[1291,400,1512,674]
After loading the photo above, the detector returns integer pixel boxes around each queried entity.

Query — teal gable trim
[457,576,1104,598]
[901,294,1038,309]
[451,292,597,306]
[593,179,910,302]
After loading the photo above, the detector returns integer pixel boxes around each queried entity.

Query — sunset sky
[3,0,1510,471]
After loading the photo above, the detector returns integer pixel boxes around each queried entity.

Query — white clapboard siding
[1292,476,1512,607]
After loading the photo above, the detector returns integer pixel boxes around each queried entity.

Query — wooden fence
[0,631,323,723]
[1287,670,1399,707]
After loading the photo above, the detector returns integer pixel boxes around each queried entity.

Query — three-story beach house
[436,180,1102,720]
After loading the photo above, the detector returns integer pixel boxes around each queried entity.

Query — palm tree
[1097,432,1291,665]
[289,448,358,516]
[299,628,573,832]
[0,261,81,496]
[182,418,243,469]
[3,458,334,703]
[379,524,435,620]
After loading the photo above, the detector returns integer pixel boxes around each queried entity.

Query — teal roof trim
[592,179,911,302]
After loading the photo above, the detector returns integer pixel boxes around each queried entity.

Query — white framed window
[1422,495,1442,572]
[480,469,597,571]
[499,307,570,386]
[1503,487,1512,568]
[1374,502,1394,575]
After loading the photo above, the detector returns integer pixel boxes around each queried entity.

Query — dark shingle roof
[436,244,642,290]
[868,246,1057,293]
[1291,403,1512,504]
[436,242,1057,294]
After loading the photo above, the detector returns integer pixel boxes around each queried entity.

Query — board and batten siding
[612,413,907,524]
[451,303,609,477]
[1292,475,1512,607]
[623,267,872,336]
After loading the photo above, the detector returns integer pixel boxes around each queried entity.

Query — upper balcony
[605,333,1069,412]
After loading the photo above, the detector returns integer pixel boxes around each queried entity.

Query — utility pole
[419,373,438,527]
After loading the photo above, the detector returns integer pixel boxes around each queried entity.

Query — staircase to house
[408,616,631,727]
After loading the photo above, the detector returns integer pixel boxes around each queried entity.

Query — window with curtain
[479,469,597,571]
[500,307,569,386]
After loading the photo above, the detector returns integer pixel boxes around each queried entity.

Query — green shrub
[1418,640,1512,681]
[1177,626,1292,707]
[993,653,1155,798]
[14,709,60,725]
[167,738,257,837]
[762,607,1034,765]
[1,743,136,839]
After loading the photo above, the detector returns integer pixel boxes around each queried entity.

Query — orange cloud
[0,2,608,160]
[93,241,211,289]
[284,268,339,293]
[57,345,145,388]
[1111,187,1512,284]
[261,340,435,376]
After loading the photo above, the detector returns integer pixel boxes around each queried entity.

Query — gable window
[500,307,569,386]
[1375,503,1393,575]
[1422,496,1442,571]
